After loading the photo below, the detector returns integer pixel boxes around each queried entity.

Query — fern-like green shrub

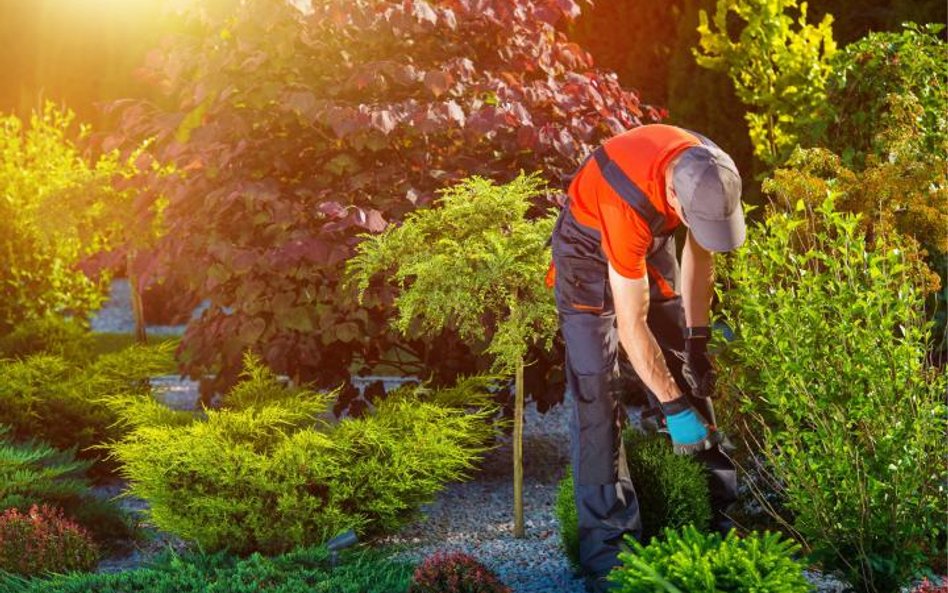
[109,355,496,554]
[717,196,947,591]
[608,525,811,592]
[0,316,93,364]
[555,433,711,571]
[554,469,580,572]
[0,427,132,547]
[0,342,175,466]
[0,545,413,593]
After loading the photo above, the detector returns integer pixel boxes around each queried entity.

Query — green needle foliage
[0,545,414,593]
[108,354,496,555]
[694,0,836,168]
[716,196,947,591]
[347,173,557,375]
[608,525,812,592]
[0,342,176,466]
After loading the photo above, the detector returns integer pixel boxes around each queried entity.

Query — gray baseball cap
[672,145,745,252]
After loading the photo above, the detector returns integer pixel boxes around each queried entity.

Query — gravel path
[382,394,586,593]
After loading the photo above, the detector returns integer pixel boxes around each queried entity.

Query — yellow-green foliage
[0,342,176,459]
[109,355,497,554]
[764,98,947,294]
[348,174,557,373]
[0,103,156,332]
[695,0,836,167]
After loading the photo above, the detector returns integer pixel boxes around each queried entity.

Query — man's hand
[682,326,717,399]
[660,395,716,454]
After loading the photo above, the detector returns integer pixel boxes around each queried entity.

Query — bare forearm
[618,323,682,403]
[681,231,714,328]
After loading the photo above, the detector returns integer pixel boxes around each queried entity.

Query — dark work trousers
[551,205,737,579]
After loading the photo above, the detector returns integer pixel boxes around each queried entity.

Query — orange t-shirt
[567,125,700,279]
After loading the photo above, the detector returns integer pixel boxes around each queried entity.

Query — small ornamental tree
[348,174,557,537]
[694,0,836,168]
[107,0,655,396]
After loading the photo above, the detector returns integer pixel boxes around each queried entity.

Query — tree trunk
[127,251,147,344]
[513,357,525,538]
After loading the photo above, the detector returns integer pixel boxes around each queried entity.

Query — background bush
[0,504,99,576]
[0,316,94,365]
[608,525,811,592]
[716,196,947,591]
[0,342,175,468]
[0,545,413,593]
[109,355,497,554]
[810,23,947,168]
[555,432,712,570]
[0,427,132,547]
[0,104,146,335]
[409,551,510,593]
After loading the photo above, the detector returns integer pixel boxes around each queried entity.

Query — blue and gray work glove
[682,326,717,400]
[660,395,718,454]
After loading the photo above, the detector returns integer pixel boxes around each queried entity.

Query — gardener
[549,124,743,592]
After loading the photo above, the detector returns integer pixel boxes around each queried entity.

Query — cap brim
[686,203,746,253]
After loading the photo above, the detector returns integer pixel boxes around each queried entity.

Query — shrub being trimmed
[0,427,133,547]
[0,504,99,576]
[608,525,811,592]
[555,431,712,571]
[554,470,580,572]
[109,354,497,554]
[409,551,510,593]
[0,545,413,593]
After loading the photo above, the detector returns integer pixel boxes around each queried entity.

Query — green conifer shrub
[0,545,413,593]
[716,195,947,591]
[0,427,132,546]
[555,432,712,571]
[608,525,811,592]
[0,316,93,364]
[554,470,580,572]
[0,342,175,466]
[108,355,496,554]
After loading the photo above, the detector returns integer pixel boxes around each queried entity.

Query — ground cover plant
[0,545,414,593]
[717,195,947,591]
[0,504,99,577]
[104,0,658,400]
[409,551,510,593]
[109,354,496,554]
[555,431,712,571]
[0,316,94,365]
[608,525,811,592]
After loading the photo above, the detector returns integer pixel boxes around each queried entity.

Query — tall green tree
[348,173,557,538]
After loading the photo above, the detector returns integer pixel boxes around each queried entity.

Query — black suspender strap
[592,147,666,237]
